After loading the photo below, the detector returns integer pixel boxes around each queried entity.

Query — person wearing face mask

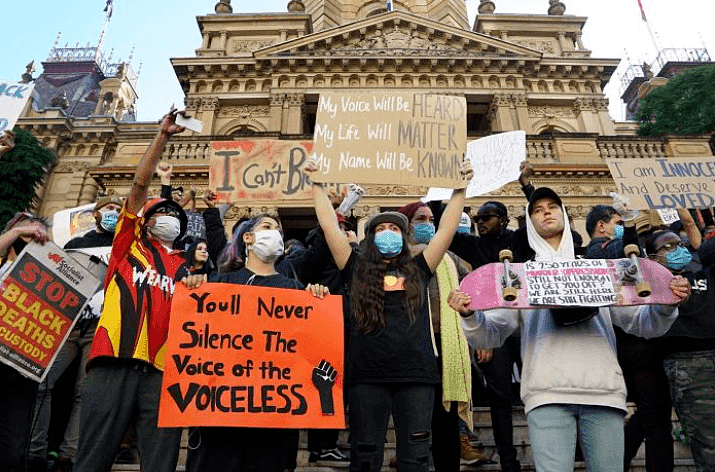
[647,230,715,471]
[0,212,50,472]
[397,201,489,469]
[73,110,188,472]
[307,157,473,472]
[27,195,125,472]
[181,214,329,472]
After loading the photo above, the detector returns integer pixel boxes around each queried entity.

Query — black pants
[186,426,298,472]
[431,395,460,472]
[617,329,674,472]
[0,364,38,472]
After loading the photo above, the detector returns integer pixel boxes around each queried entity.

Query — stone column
[488,93,514,132]
[285,93,305,135]
[201,33,211,49]
[269,94,285,133]
[200,97,220,135]
[593,98,615,135]
[511,94,532,133]
[353,205,381,241]
[78,172,100,205]
[574,98,599,133]
[218,31,228,54]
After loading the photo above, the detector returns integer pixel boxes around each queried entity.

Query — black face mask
[12,238,27,256]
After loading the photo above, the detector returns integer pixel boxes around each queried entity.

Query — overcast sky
[1,0,712,123]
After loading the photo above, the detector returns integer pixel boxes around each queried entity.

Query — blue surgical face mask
[100,211,119,232]
[412,223,435,244]
[374,230,403,258]
[457,226,471,234]
[665,246,692,270]
[612,224,624,240]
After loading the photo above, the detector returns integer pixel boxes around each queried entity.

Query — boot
[459,433,490,465]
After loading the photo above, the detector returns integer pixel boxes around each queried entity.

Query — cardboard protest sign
[607,157,715,210]
[525,260,617,307]
[657,208,680,225]
[159,283,345,429]
[310,92,467,188]
[210,140,331,203]
[424,131,525,201]
[52,204,96,248]
[0,242,101,382]
[0,80,34,132]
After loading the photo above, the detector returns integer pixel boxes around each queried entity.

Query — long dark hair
[350,225,425,333]
[217,213,281,273]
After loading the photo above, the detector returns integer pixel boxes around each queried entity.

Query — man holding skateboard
[449,187,690,472]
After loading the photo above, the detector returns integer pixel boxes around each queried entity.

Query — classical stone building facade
[16,0,714,241]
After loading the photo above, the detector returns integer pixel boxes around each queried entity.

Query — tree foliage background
[0,128,55,229]
[635,64,715,137]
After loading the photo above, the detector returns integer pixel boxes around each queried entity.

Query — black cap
[366,211,409,234]
[528,187,563,215]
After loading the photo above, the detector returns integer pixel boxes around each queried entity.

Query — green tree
[635,64,715,137]
[0,128,55,229]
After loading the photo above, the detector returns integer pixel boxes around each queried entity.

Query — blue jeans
[349,383,434,472]
[663,350,715,471]
[527,404,624,472]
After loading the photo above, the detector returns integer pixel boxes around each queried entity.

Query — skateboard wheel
[624,244,640,258]
[635,281,652,298]
[499,249,513,262]
[503,286,518,301]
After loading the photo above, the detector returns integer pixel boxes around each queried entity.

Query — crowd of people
[0,111,713,472]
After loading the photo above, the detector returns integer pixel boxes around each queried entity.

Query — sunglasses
[654,241,687,253]
[474,214,499,223]
[153,208,181,218]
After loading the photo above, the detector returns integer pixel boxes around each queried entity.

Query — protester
[449,187,690,471]
[175,239,214,280]
[0,212,50,472]
[73,110,188,472]
[308,157,472,472]
[397,201,486,469]
[647,230,715,471]
[182,213,330,472]
[28,195,124,472]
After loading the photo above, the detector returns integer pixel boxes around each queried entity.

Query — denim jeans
[663,350,715,471]
[527,404,625,472]
[349,383,434,472]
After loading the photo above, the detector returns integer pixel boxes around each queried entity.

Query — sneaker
[50,458,73,472]
[459,434,490,465]
[309,448,349,462]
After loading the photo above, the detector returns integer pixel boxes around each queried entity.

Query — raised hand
[312,359,338,415]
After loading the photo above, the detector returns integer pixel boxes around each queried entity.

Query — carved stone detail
[478,0,496,14]
[573,98,596,112]
[54,161,92,173]
[201,97,220,111]
[233,39,277,54]
[514,40,556,54]
[270,94,286,106]
[511,94,528,107]
[218,105,271,117]
[184,97,201,111]
[286,93,304,107]
[593,98,610,111]
[528,106,577,118]
[352,205,381,218]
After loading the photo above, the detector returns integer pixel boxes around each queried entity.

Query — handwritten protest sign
[657,208,680,225]
[310,92,467,188]
[424,131,525,201]
[0,242,100,382]
[159,284,345,429]
[210,140,338,203]
[52,204,96,248]
[185,212,206,241]
[525,260,617,307]
[607,157,715,210]
[0,80,34,132]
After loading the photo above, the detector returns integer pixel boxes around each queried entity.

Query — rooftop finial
[21,61,36,83]
[287,0,306,12]
[478,0,496,14]
[548,0,566,15]
[215,0,233,13]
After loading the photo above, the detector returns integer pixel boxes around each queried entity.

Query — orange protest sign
[158,283,345,429]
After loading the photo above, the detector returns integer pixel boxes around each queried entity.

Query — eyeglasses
[474,214,499,223]
[153,208,181,219]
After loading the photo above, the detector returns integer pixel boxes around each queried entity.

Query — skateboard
[460,245,680,311]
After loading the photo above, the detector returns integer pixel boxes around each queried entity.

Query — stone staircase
[110,406,697,471]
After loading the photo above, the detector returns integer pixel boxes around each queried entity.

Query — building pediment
[254,10,542,61]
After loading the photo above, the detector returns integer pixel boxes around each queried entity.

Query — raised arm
[678,208,702,250]
[422,159,473,272]
[311,183,352,270]
[126,111,185,215]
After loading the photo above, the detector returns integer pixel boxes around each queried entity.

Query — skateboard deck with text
[460,258,679,311]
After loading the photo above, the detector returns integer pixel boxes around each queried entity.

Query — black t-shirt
[342,250,439,385]
[210,267,304,290]
[63,230,114,249]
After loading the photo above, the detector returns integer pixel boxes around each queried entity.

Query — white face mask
[248,229,284,263]
[149,215,181,243]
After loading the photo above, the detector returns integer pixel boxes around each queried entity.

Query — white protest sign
[52,204,96,248]
[423,131,525,201]
[524,260,617,307]
[310,91,467,188]
[657,208,680,225]
[0,81,35,132]
[606,157,715,210]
